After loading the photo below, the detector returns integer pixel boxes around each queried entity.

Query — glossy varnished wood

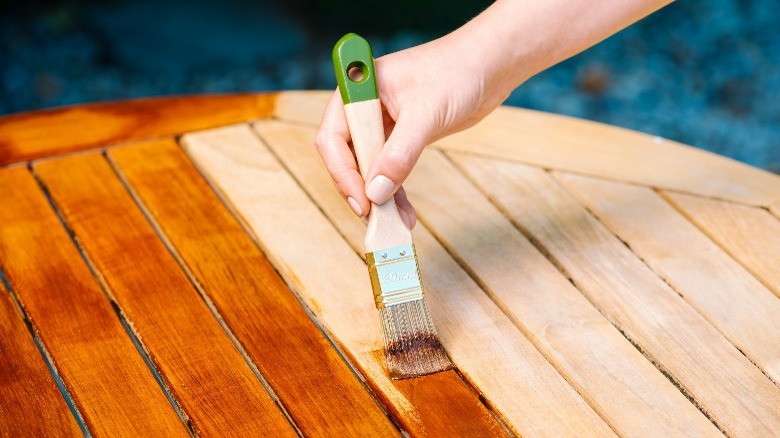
[0,284,82,436]
[109,139,399,437]
[0,167,188,436]
[0,93,276,165]
[34,154,296,436]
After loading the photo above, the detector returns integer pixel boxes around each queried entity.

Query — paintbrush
[332,33,452,379]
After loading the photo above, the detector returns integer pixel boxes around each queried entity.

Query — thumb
[364,113,433,204]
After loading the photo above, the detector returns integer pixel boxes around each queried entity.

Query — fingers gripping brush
[333,33,452,379]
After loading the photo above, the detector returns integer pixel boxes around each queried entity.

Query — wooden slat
[273,90,331,126]
[34,154,296,436]
[0,284,82,436]
[402,149,719,436]
[0,167,188,436]
[247,121,614,436]
[662,192,780,299]
[450,153,780,436]
[0,93,275,165]
[432,108,780,207]
[182,124,513,437]
[269,90,780,207]
[109,139,398,437]
[556,172,780,384]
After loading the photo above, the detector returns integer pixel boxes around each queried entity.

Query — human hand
[316,32,519,228]
[315,0,673,227]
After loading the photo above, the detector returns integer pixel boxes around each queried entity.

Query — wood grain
[0,283,82,436]
[34,154,297,437]
[109,139,399,437]
[451,153,780,436]
[556,172,780,384]
[0,166,188,437]
[432,107,780,207]
[403,149,719,436]
[662,192,780,299]
[0,93,276,165]
[248,120,615,436]
[273,90,331,126]
[183,123,513,437]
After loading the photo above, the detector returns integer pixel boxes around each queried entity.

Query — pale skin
[316,0,674,228]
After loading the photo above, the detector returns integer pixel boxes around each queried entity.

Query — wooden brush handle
[334,34,412,252]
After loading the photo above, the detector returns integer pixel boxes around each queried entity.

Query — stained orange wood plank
[452,153,780,436]
[0,167,188,437]
[556,173,780,384]
[184,124,513,437]
[0,284,82,436]
[109,139,398,437]
[244,121,613,436]
[662,192,780,299]
[0,93,276,165]
[34,154,296,437]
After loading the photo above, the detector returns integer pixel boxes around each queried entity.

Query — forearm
[449,0,674,96]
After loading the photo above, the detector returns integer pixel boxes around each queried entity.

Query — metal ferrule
[366,243,424,308]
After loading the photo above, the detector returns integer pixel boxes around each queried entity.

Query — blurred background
[1,0,777,172]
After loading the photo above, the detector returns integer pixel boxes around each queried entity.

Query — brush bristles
[379,299,452,379]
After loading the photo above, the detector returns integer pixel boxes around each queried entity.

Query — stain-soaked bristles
[379,299,452,379]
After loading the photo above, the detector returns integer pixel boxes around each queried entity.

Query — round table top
[0,91,778,436]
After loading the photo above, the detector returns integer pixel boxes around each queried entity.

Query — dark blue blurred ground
[1,0,778,172]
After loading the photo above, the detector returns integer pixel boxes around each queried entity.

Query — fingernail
[366,175,396,204]
[347,197,363,216]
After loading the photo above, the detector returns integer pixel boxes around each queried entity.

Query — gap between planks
[0,166,190,436]
[107,141,401,437]
[0,274,86,436]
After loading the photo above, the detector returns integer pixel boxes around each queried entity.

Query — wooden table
[1,91,779,437]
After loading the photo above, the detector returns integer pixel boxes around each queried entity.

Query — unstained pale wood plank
[403,149,719,436]
[433,107,780,207]
[269,90,780,208]
[0,93,276,165]
[0,284,82,436]
[556,172,780,384]
[183,124,513,437]
[34,154,296,437]
[662,192,780,299]
[0,167,188,437]
[249,120,614,436]
[109,139,398,437]
[451,153,780,436]
[273,90,331,126]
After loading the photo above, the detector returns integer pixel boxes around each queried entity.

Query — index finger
[315,90,371,216]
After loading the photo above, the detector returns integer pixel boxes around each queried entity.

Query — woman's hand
[315,0,673,227]
[316,32,519,228]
